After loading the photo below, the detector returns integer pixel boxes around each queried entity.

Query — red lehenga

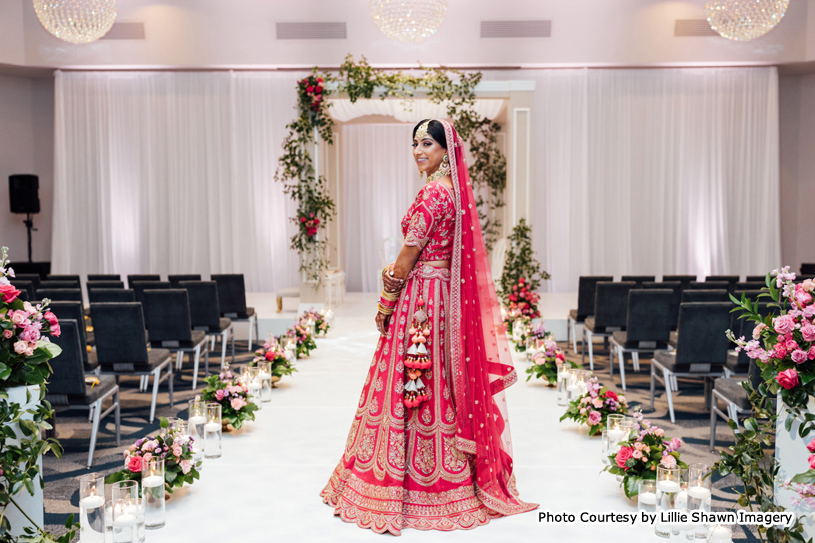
[321,120,537,535]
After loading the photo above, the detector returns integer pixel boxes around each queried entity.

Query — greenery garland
[498,218,550,308]
[275,55,507,283]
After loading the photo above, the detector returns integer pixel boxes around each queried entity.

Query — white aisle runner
[160,293,655,542]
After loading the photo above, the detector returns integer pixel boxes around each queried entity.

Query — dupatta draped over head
[439,119,536,515]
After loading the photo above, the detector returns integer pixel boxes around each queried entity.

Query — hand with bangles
[376,264,402,335]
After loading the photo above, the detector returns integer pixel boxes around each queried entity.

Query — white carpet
[158,293,657,542]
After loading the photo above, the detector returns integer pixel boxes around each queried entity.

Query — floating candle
[638,491,656,505]
[142,475,163,488]
[113,513,137,528]
[656,480,681,493]
[204,422,220,432]
[188,415,205,425]
[80,495,105,509]
[688,486,711,500]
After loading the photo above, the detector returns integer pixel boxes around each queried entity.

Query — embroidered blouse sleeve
[403,186,438,250]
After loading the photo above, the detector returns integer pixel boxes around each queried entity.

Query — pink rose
[753,323,767,340]
[127,456,142,473]
[172,445,182,457]
[615,447,633,470]
[49,323,60,337]
[230,397,247,411]
[774,315,796,335]
[660,455,678,468]
[2,330,12,339]
[777,368,800,390]
[19,325,40,343]
[10,311,26,326]
[214,389,226,401]
[774,345,788,359]
[13,341,26,354]
[809,454,815,470]
[143,452,152,461]
[588,411,602,426]
[0,284,21,303]
[786,339,800,352]
[669,437,682,451]
[632,449,643,459]
[654,428,665,437]
[809,346,815,360]
[792,350,808,364]
[797,291,813,307]
[591,397,604,409]
[43,311,58,326]
[807,438,815,453]
[24,345,34,357]
[181,459,192,474]
[803,325,815,343]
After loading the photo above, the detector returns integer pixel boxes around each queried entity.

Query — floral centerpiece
[0,247,76,541]
[727,268,815,416]
[525,337,578,385]
[287,320,317,359]
[299,212,321,238]
[201,369,258,430]
[502,309,529,340]
[252,335,297,379]
[604,414,686,499]
[302,308,330,336]
[560,377,628,433]
[105,417,201,493]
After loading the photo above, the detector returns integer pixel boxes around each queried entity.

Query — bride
[321,119,536,535]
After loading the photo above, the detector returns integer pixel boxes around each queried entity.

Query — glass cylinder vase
[188,398,206,461]
[204,403,222,459]
[110,481,144,543]
[258,361,272,403]
[79,473,106,543]
[556,365,572,406]
[655,466,682,538]
[141,457,165,529]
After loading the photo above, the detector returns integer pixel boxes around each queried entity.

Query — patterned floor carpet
[39,338,758,541]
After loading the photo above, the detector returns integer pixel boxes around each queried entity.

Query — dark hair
[412,119,447,149]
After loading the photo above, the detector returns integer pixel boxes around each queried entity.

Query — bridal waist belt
[407,264,451,282]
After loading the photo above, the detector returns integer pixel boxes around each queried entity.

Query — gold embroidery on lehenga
[415,436,435,475]
[358,427,377,462]
[445,406,455,423]
[443,437,468,473]
[388,432,405,470]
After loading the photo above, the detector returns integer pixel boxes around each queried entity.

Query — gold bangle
[381,290,399,302]
[377,303,395,316]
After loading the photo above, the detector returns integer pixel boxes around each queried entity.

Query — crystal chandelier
[705,0,789,41]
[33,0,117,44]
[370,0,447,43]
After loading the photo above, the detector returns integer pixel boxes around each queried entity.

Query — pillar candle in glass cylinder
[111,499,138,543]
[79,473,106,542]
[204,403,222,459]
[246,367,261,410]
[655,466,681,538]
[111,481,144,543]
[141,457,165,529]
[188,398,206,461]
[258,361,272,403]
[556,365,573,406]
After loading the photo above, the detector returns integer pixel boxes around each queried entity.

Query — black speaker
[9,175,40,214]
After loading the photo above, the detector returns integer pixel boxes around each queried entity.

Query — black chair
[169,275,201,288]
[88,274,122,282]
[143,290,208,390]
[582,282,635,370]
[609,289,674,391]
[86,280,125,291]
[88,288,136,304]
[620,275,655,288]
[127,274,161,288]
[642,281,681,330]
[735,281,764,292]
[651,302,731,423]
[132,281,170,304]
[48,301,96,373]
[90,302,173,423]
[182,281,234,368]
[14,273,41,290]
[12,280,35,302]
[801,264,815,277]
[711,350,767,449]
[47,274,81,285]
[689,281,728,291]
[681,289,730,304]
[662,275,696,290]
[745,275,767,283]
[211,274,259,350]
[36,288,83,303]
[39,280,80,290]
[46,319,120,468]
[705,275,739,293]
[567,275,613,354]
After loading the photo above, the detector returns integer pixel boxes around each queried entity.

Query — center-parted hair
[412,119,448,150]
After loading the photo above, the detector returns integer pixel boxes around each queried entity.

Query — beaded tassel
[403,296,430,408]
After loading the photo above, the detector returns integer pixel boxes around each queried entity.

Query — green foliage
[275,55,509,281]
[499,218,550,306]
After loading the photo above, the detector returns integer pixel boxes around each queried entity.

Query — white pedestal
[776,396,815,538]
[3,385,44,537]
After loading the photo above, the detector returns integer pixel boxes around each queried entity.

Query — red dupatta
[441,120,537,515]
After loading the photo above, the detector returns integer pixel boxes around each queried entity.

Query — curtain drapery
[52,71,304,292]
[517,67,781,292]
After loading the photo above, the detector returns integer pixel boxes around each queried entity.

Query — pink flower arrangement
[105,418,201,492]
[201,370,258,430]
[560,377,629,436]
[508,277,540,319]
[252,335,297,378]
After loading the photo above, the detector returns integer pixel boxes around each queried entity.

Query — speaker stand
[23,213,36,263]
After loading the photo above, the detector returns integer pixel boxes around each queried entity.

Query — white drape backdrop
[340,123,421,292]
[53,67,781,294]
[509,67,781,292]
[52,71,304,292]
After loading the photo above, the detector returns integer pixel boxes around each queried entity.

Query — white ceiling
[2,0,814,70]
